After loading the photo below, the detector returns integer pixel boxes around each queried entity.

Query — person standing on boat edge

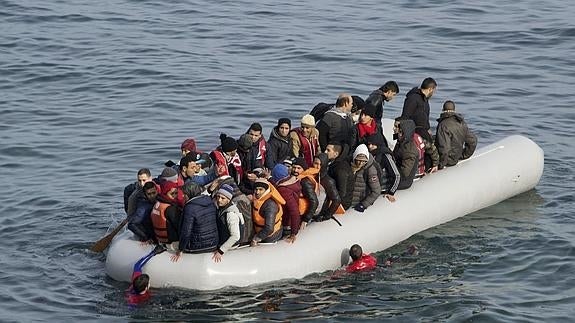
[291,157,319,228]
[317,94,355,152]
[346,244,377,273]
[435,100,478,169]
[400,77,437,135]
[126,245,166,307]
[393,119,420,190]
[212,184,247,263]
[289,114,319,168]
[271,164,302,243]
[171,182,219,262]
[251,178,285,246]
[365,80,400,129]
[265,118,293,169]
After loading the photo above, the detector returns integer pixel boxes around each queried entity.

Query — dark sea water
[1,0,574,321]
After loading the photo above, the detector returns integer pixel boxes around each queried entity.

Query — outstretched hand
[212,251,222,263]
[285,234,297,244]
[170,251,182,263]
[384,194,396,203]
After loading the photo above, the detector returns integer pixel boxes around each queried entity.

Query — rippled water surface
[1,0,574,321]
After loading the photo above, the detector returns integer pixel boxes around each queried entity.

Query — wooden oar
[90,218,129,252]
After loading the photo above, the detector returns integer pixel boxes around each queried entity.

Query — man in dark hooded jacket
[393,119,420,190]
[266,118,293,169]
[435,100,477,168]
[400,77,437,134]
[171,182,219,262]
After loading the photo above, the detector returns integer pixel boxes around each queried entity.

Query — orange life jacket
[150,201,170,243]
[252,184,285,237]
[296,168,320,216]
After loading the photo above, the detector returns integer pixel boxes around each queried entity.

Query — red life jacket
[211,149,243,184]
[346,254,377,273]
[257,138,267,167]
[294,128,318,167]
[412,133,426,175]
[126,289,151,306]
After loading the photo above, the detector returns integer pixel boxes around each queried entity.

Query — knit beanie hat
[216,184,234,200]
[300,114,315,127]
[353,144,370,161]
[182,181,203,199]
[160,167,179,183]
[220,133,239,153]
[278,118,291,128]
[293,157,308,170]
[366,132,385,147]
[237,133,253,151]
[253,178,270,191]
[180,138,198,152]
[271,164,290,183]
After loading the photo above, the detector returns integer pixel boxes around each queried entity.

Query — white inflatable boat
[105,123,544,291]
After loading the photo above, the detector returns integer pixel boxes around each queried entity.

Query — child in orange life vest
[346,244,377,273]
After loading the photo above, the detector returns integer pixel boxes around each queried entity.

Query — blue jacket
[128,198,154,241]
[179,195,219,253]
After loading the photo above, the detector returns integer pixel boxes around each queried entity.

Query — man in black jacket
[365,81,399,127]
[393,119,420,190]
[400,77,437,134]
[317,94,354,151]
[266,118,293,169]
[435,100,478,169]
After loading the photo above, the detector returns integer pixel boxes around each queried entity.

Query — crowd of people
[123,77,478,301]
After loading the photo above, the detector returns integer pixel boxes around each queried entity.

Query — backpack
[310,102,333,123]
[232,194,254,243]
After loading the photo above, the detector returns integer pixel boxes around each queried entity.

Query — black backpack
[310,102,333,123]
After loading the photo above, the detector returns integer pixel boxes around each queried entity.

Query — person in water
[346,244,377,273]
[126,245,166,306]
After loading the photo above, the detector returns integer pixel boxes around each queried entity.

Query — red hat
[180,138,198,152]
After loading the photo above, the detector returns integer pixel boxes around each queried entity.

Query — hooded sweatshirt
[393,119,419,190]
